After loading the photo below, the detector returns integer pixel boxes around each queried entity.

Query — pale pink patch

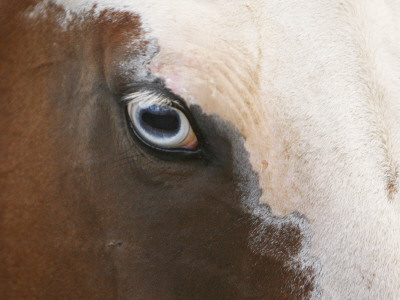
[262,160,269,172]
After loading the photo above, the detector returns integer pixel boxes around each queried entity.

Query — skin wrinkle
[143,3,273,212]
[149,43,273,195]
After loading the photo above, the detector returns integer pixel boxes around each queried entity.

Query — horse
[2,1,400,298]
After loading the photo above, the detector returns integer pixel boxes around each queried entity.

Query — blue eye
[127,101,198,150]
[139,105,180,138]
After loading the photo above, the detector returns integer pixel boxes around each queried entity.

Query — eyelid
[123,86,204,157]
[122,88,193,125]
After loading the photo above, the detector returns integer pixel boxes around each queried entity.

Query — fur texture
[28,0,400,298]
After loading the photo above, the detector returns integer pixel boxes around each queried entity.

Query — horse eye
[127,101,198,151]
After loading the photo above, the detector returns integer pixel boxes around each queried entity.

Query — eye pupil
[139,105,180,136]
[141,112,180,131]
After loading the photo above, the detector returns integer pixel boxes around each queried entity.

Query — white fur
[29,1,400,298]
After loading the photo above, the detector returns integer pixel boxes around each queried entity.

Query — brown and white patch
[7,0,400,298]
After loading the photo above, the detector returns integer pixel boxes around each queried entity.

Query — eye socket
[127,100,199,151]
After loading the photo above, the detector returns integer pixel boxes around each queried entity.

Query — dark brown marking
[0,2,320,299]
